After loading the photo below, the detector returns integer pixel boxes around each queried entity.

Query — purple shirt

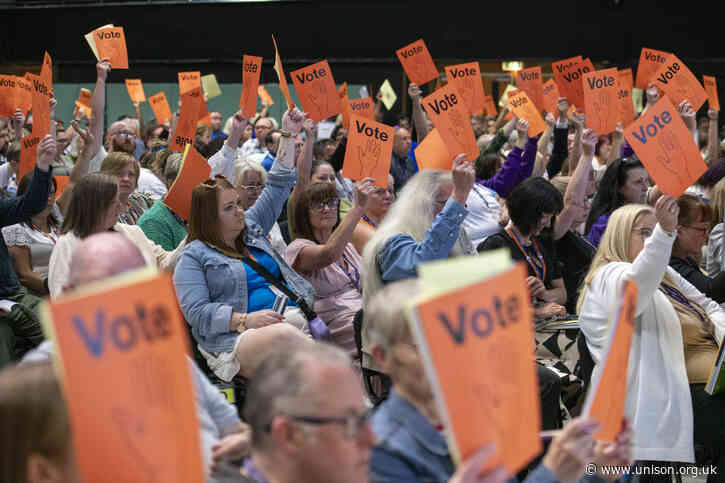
[476,137,537,198]
[585,213,611,247]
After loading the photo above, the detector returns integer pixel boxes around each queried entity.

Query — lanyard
[28,219,58,245]
[361,214,377,228]
[505,224,546,281]
[470,184,492,208]
[336,252,361,292]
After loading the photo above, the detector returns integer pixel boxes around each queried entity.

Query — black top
[478,229,562,288]
[669,256,725,303]
[555,231,596,314]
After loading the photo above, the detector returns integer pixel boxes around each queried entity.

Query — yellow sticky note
[379,79,397,110]
[84,24,114,60]
[201,74,222,99]
[417,249,511,300]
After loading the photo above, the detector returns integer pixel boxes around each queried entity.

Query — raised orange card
[482,95,497,117]
[396,38,438,86]
[42,271,204,483]
[422,84,479,162]
[125,79,146,103]
[507,89,546,137]
[75,88,92,119]
[40,51,52,91]
[15,76,33,114]
[149,92,172,125]
[170,87,202,153]
[19,134,40,182]
[257,85,274,106]
[26,73,52,139]
[624,96,707,198]
[635,48,669,90]
[94,27,128,69]
[583,68,619,135]
[445,62,486,115]
[342,115,393,188]
[54,175,70,197]
[178,71,201,95]
[617,69,636,127]
[584,279,638,443]
[415,128,455,171]
[409,263,541,473]
[291,60,339,122]
[349,97,375,121]
[0,75,19,117]
[541,79,560,117]
[338,83,351,129]
[163,144,210,221]
[241,55,263,117]
[272,35,293,109]
[703,75,719,112]
[517,66,544,111]
[652,55,708,112]
[552,55,583,104]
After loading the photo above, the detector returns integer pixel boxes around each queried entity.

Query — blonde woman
[706,176,725,277]
[578,198,725,467]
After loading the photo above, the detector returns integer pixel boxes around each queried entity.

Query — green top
[137,200,187,252]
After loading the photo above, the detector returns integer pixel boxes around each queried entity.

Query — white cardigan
[48,223,185,298]
[579,224,725,463]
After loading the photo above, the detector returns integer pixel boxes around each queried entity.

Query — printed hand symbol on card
[307,83,329,119]
[592,92,610,132]
[357,138,381,178]
[656,129,689,180]
[448,109,470,148]
[460,77,476,106]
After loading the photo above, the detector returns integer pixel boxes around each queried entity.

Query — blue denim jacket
[371,390,607,483]
[173,158,316,353]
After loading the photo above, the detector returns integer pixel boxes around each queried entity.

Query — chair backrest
[575,332,595,390]
[352,309,391,406]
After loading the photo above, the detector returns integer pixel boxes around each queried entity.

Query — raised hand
[71,119,94,148]
[677,100,696,131]
[593,418,634,481]
[302,118,316,139]
[654,195,679,233]
[542,417,599,483]
[581,128,598,158]
[545,112,556,130]
[449,445,509,483]
[515,118,530,141]
[557,97,570,120]
[96,58,111,82]
[645,83,660,107]
[12,108,26,132]
[451,153,475,205]
[36,134,57,171]
[282,107,306,136]
[353,177,376,211]
[408,82,422,102]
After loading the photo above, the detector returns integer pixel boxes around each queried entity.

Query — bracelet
[279,129,293,138]
[241,313,248,331]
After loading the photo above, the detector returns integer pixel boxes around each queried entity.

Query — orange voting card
[409,263,541,473]
[94,26,128,69]
[170,87,202,152]
[178,71,201,95]
[26,73,52,139]
[703,75,719,111]
[553,56,592,113]
[583,279,638,443]
[652,54,708,112]
[635,47,669,89]
[482,95,497,117]
[291,60,339,122]
[19,134,40,182]
[15,76,33,114]
[149,92,172,124]
[541,79,561,116]
[42,270,204,483]
[415,128,455,170]
[617,69,636,127]
[40,51,52,90]
[342,114,393,188]
[624,96,706,198]
[422,84,479,162]
[74,88,92,119]
[125,79,146,103]
[272,35,293,109]
[507,89,546,137]
[258,85,274,106]
[338,82,351,129]
[197,96,212,127]
[0,75,20,117]
[241,55,263,117]
[552,55,583,103]
[349,97,375,121]
[163,144,210,221]
[54,175,70,197]
[445,62,486,115]
[517,66,544,111]
[583,68,619,135]
[396,38,439,86]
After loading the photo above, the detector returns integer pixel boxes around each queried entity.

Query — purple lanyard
[336,252,361,292]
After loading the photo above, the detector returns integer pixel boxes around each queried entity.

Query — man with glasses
[244,342,375,483]
[240,117,275,159]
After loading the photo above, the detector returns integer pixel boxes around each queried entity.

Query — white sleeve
[47,234,77,298]
[207,143,237,182]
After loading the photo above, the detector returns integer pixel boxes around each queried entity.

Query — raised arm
[88,58,111,162]
[292,179,374,272]
[705,108,719,164]
[11,109,25,142]
[554,129,597,240]
[678,100,698,146]
[483,114,517,156]
[208,112,246,181]
[293,118,315,196]
[547,98,571,178]
[565,110,584,173]
[133,101,145,137]
[606,123,625,166]
[408,83,430,142]
[374,90,385,123]
[478,118,530,197]
[56,120,96,216]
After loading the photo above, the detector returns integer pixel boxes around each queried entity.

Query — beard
[112,137,135,154]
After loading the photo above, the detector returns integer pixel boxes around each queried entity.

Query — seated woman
[99,151,153,225]
[234,160,287,257]
[0,362,79,483]
[366,279,633,483]
[584,157,649,246]
[173,108,314,382]
[285,179,374,357]
[578,198,725,468]
[670,194,725,303]
[351,175,394,255]
[706,176,725,277]
[478,177,567,319]
[47,173,185,297]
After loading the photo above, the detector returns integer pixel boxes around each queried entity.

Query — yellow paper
[379,78,397,110]
[84,24,114,60]
[417,250,511,299]
[201,74,222,99]
[498,84,519,108]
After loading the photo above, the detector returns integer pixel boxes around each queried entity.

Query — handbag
[241,254,331,341]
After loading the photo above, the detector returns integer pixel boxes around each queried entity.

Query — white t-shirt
[137,167,168,201]
[462,184,503,249]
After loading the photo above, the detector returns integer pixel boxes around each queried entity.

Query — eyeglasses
[268,409,372,440]
[240,184,265,193]
[311,198,340,212]
[115,131,136,139]
[633,227,653,240]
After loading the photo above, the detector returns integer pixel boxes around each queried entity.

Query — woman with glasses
[284,179,375,357]
[99,151,153,225]
[578,198,725,470]
[585,157,650,247]
[670,194,725,303]
[351,177,394,255]
[173,108,313,383]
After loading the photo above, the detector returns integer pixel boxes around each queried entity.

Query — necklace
[505,224,546,281]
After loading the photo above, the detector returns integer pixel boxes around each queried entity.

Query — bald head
[108,121,136,154]
[66,233,147,291]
